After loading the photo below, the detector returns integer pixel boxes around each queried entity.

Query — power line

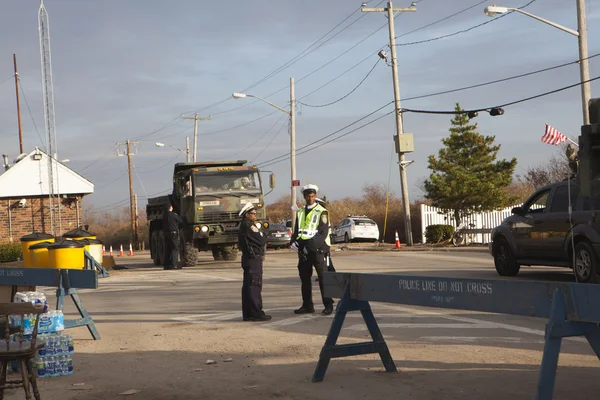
[400,51,600,103]
[395,0,538,47]
[0,75,14,86]
[400,74,600,115]
[395,0,490,39]
[197,110,280,137]
[185,1,384,116]
[299,58,381,108]
[257,101,394,166]
[259,108,395,168]
[136,153,181,174]
[17,78,45,150]
[217,114,287,160]
[251,118,289,163]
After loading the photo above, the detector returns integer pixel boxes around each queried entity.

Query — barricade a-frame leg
[536,290,600,400]
[312,283,396,382]
[56,271,101,340]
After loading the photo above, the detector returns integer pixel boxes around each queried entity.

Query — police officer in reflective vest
[290,184,334,315]
[238,202,271,322]
[315,197,335,273]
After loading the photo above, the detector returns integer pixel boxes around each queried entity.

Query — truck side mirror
[269,173,276,189]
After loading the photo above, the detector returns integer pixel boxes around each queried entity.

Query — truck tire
[222,246,238,261]
[212,248,224,261]
[182,240,198,267]
[493,237,520,276]
[573,241,600,283]
[158,232,166,266]
[151,232,161,266]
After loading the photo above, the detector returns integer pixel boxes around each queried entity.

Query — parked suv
[490,179,600,283]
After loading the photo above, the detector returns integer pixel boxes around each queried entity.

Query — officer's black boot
[294,305,315,314]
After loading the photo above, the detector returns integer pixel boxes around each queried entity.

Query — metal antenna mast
[39,0,62,236]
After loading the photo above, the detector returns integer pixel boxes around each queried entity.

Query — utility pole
[117,140,139,248]
[290,77,297,228]
[133,193,139,250]
[13,54,23,154]
[576,0,592,125]
[180,114,211,162]
[362,1,416,245]
[185,136,190,162]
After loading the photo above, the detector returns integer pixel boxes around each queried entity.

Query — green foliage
[423,103,517,226]
[425,225,455,243]
[0,242,23,263]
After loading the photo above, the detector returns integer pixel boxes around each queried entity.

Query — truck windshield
[194,171,261,195]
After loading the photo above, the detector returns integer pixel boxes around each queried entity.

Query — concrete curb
[335,246,490,254]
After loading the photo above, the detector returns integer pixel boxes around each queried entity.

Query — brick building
[0,148,94,242]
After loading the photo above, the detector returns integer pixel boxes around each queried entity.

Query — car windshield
[354,219,376,226]
[269,224,286,232]
[194,171,260,195]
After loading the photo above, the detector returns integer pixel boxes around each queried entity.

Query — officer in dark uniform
[163,203,183,270]
[290,184,334,315]
[238,202,271,322]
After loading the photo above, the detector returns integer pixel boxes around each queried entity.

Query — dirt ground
[2,251,599,399]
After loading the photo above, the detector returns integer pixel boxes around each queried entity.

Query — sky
[1,0,599,215]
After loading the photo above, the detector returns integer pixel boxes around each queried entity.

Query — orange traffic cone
[395,230,402,249]
[109,245,113,257]
[102,245,106,256]
[119,244,124,257]
[128,243,134,256]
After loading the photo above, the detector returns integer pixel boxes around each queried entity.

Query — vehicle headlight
[201,225,209,233]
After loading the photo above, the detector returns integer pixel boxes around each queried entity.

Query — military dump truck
[146,160,274,266]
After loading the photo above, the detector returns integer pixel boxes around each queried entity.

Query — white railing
[420,204,522,244]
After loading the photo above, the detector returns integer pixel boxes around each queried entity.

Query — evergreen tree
[423,103,517,226]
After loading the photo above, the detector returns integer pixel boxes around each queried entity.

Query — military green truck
[146,160,274,266]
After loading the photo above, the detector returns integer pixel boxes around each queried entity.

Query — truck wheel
[151,232,161,266]
[574,241,599,283]
[222,246,238,261]
[212,248,224,261]
[182,241,198,267]
[156,232,164,266]
[493,237,520,276]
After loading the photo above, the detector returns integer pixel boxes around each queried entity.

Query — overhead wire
[185,1,386,116]
[395,0,538,47]
[251,118,290,163]
[298,58,381,108]
[17,78,46,150]
[400,74,600,115]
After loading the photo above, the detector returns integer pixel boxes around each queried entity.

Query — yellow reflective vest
[296,204,331,247]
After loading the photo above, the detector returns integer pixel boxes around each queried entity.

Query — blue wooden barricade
[314,272,600,400]
[0,266,100,340]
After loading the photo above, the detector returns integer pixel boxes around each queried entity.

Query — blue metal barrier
[314,272,600,400]
[0,266,100,340]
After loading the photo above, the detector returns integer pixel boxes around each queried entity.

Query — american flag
[541,124,568,146]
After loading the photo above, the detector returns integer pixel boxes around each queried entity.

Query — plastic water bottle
[53,357,63,377]
[67,335,74,354]
[45,357,55,377]
[38,334,47,357]
[61,335,69,356]
[67,355,74,375]
[35,358,46,378]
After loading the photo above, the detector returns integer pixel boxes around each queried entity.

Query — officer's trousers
[241,254,265,319]
[298,251,334,309]
[164,231,180,269]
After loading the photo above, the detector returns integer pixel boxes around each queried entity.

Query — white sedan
[332,216,380,243]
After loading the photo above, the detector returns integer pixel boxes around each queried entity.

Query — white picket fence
[420,204,522,244]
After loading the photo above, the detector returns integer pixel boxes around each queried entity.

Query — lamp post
[232,79,297,228]
[155,139,190,162]
[484,3,591,124]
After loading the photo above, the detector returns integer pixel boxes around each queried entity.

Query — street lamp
[232,79,298,229]
[484,3,592,124]
[155,139,190,162]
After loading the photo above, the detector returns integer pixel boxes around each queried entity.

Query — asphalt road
[20,248,597,400]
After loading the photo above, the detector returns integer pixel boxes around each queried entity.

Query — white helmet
[301,184,319,194]
[238,202,256,217]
